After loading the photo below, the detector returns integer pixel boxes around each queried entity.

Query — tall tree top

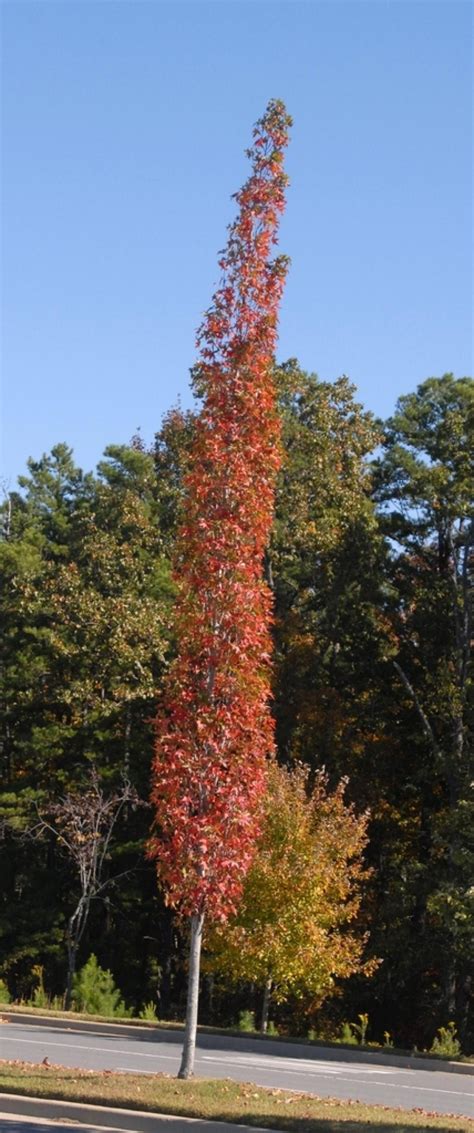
[194,98,292,396]
[374,375,473,542]
[150,101,291,922]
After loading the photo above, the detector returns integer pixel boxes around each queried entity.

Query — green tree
[0,443,173,1000]
[373,375,473,1044]
[153,408,196,550]
[269,363,388,790]
[72,953,127,1017]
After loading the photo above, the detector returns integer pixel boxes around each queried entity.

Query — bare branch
[21,771,146,1009]
[393,660,440,758]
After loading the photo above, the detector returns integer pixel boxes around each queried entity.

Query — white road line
[3,1035,472,1103]
[117,1066,166,1074]
[199,1057,473,1099]
[201,1053,395,1075]
[2,1037,394,1077]
[1,1037,394,1073]
[0,1036,175,1061]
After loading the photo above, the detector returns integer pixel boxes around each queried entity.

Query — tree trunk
[444,961,457,1018]
[159,911,175,1017]
[178,911,205,1079]
[206,972,215,1016]
[63,937,78,1010]
[458,972,472,1044]
[63,898,89,1010]
[260,977,272,1033]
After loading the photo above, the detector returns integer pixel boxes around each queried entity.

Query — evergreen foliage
[72,954,128,1017]
[0,370,472,1051]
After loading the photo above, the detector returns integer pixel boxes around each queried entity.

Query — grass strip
[0,1060,471,1132]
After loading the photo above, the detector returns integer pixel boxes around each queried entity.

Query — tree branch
[392,660,440,758]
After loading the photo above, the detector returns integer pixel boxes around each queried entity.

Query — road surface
[0,1118,117,1133]
[1,1020,472,1119]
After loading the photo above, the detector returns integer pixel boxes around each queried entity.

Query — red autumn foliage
[148,100,291,921]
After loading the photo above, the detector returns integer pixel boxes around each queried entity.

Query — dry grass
[0,1060,472,1132]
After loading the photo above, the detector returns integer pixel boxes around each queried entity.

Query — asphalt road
[0,1118,117,1133]
[1,1021,473,1119]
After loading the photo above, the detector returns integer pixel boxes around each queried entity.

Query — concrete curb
[0,1094,276,1133]
[3,1011,473,1076]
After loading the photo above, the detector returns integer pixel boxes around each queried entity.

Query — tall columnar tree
[148,100,291,1077]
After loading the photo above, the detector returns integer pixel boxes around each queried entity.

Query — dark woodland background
[1,364,472,1051]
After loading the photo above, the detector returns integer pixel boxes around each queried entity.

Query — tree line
[0,364,472,1051]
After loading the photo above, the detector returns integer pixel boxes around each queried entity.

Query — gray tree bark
[178,911,205,1079]
[260,977,273,1033]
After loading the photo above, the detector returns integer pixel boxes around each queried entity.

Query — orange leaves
[149,102,291,922]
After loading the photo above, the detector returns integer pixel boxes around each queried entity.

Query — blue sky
[2,0,472,485]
